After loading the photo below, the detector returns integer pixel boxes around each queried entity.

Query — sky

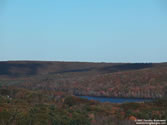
[0,0,167,62]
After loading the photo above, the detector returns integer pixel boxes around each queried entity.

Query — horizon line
[0,60,166,64]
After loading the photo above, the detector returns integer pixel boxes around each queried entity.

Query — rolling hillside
[0,61,167,98]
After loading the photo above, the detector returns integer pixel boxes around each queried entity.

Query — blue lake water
[79,96,152,103]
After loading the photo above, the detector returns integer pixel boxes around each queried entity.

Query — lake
[79,96,152,103]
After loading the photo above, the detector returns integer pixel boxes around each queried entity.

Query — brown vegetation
[0,61,167,98]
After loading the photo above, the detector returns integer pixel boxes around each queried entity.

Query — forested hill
[0,61,154,76]
[0,61,167,98]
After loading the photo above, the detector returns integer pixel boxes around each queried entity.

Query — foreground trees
[0,89,167,125]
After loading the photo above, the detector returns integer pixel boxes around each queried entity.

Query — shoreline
[75,95,155,100]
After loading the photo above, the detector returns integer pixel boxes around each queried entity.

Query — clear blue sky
[0,0,167,62]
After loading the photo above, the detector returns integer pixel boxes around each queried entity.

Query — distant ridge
[0,61,154,77]
[0,61,167,98]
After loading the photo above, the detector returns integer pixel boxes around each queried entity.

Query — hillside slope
[0,61,167,98]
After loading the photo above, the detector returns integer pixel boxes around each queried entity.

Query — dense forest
[0,87,167,125]
[0,61,167,125]
[0,61,167,98]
